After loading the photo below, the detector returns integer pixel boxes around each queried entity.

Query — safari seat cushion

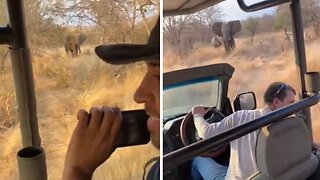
[252,117,318,180]
[251,154,318,180]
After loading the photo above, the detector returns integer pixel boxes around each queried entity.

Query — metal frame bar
[5,0,41,147]
[290,0,313,138]
[0,25,14,44]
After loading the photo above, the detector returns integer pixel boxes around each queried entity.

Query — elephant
[64,34,87,57]
[211,20,241,53]
[210,35,223,48]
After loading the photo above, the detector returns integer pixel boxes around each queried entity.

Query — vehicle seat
[250,117,318,180]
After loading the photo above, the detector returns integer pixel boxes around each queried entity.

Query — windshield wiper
[163,113,187,123]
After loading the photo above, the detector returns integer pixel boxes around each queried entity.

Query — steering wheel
[180,107,228,158]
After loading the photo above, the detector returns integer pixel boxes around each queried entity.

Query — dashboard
[163,116,192,180]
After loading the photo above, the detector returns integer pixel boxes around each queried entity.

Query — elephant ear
[229,20,241,35]
[78,34,87,45]
[212,22,223,36]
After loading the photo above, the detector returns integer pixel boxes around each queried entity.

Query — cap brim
[95,44,159,65]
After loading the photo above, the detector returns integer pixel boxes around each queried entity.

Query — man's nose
[134,82,148,104]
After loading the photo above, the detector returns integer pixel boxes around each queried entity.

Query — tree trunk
[250,31,255,44]
[283,28,291,42]
[0,50,8,74]
[140,8,150,35]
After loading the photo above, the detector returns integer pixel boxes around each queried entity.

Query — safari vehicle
[163,0,320,180]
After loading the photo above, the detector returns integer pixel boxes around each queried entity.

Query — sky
[218,0,276,20]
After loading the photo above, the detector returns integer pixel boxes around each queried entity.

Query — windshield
[164,76,219,118]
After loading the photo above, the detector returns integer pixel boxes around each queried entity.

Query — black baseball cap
[95,17,160,65]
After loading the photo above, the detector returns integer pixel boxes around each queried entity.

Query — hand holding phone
[115,109,150,147]
[87,109,150,148]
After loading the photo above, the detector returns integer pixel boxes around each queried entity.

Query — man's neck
[267,104,276,111]
[263,105,274,114]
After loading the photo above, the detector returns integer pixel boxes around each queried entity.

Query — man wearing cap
[191,82,296,180]
[62,18,160,180]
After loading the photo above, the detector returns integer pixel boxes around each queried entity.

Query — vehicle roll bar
[5,0,41,147]
[0,25,14,44]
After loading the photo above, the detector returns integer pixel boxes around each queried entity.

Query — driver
[62,17,160,180]
[191,82,296,180]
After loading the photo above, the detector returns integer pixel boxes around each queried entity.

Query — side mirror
[234,92,257,111]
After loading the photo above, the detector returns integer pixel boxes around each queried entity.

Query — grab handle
[17,146,47,180]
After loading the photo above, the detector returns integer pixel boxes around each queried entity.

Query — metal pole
[6,0,41,147]
[290,0,313,138]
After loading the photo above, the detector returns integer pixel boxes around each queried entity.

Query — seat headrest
[255,117,312,178]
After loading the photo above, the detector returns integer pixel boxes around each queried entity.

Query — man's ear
[272,97,281,106]
[272,98,281,110]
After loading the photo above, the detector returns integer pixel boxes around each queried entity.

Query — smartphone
[115,109,150,148]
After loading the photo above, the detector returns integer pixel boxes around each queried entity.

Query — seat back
[253,117,318,180]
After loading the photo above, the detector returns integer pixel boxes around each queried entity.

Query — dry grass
[0,90,15,129]
[164,32,320,142]
[93,144,158,180]
[0,47,158,179]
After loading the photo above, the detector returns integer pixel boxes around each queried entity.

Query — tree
[274,4,292,31]
[256,14,274,34]
[114,0,158,42]
[274,0,320,31]
[243,17,259,44]
[302,0,320,37]
[164,6,224,56]
[49,0,158,43]
[0,1,10,73]
[163,15,191,56]
[302,0,320,25]
[20,0,66,48]
[84,0,126,43]
[191,6,224,27]
[137,0,159,35]
[1,0,159,48]
[188,6,224,44]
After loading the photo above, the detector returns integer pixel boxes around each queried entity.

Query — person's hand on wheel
[192,105,206,118]
[62,106,122,180]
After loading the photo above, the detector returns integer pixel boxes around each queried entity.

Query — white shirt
[194,106,273,180]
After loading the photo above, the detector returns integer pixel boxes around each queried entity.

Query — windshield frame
[164,75,220,119]
[164,63,235,121]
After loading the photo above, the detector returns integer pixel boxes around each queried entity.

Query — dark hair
[264,82,296,104]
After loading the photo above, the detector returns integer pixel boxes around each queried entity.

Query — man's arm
[62,166,92,180]
[192,106,236,139]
